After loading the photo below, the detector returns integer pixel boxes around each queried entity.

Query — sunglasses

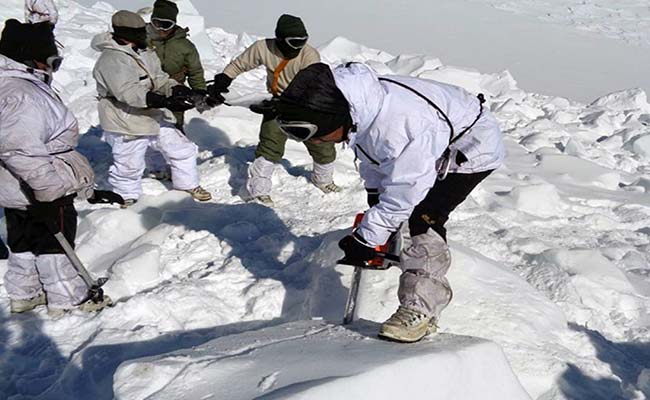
[151,17,176,31]
[284,36,308,50]
[276,119,318,142]
[46,55,63,72]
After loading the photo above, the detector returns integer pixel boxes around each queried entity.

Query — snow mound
[113,321,530,400]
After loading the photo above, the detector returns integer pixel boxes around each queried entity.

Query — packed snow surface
[1,1,650,399]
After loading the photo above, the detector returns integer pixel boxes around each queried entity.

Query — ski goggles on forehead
[276,119,319,142]
[46,55,63,72]
[151,17,176,31]
[284,36,308,50]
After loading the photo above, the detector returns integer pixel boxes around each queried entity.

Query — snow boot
[311,179,342,194]
[121,199,137,209]
[47,294,113,317]
[186,186,212,201]
[378,306,436,343]
[250,195,274,206]
[10,292,47,313]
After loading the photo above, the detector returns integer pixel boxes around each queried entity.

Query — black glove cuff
[146,91,166,108]
[172,85,193,98]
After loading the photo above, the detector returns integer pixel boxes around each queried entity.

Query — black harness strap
[378,77,485,150]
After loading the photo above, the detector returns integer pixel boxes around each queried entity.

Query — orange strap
[271,59,290,96]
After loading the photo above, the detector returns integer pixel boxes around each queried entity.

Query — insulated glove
[172,85,193,98]
[146,91,195,112]
[87,190,125,205]
[249,99,278,118]
[366,188,380,208]
[338,232,377,266]
[207,73,232,97]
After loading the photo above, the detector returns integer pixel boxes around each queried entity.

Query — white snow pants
[104,124,199,200]
[4,252,88,308]
[398,229,452,320]
[246,157,336,197]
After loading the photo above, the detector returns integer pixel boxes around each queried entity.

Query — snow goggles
[151,17,176,31]
[47,55,63,72]
[284,36,308,50]
[276,119,319,142]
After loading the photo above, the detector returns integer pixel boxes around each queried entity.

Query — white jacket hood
[332,63,386,141]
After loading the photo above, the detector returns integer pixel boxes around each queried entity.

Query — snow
[1,1,650,399]
[112,321,531,400]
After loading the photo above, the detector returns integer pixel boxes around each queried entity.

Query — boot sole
[377,325,437,343]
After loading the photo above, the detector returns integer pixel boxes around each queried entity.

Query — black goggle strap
[276,119,318,142]
[284,36,308,49]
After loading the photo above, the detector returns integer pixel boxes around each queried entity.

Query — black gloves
[366,188,380,208]
[191,89,221,112]
[167,85,195,111]
[249,99,278,118]
[206,73,232,104]
[338,232,377,267]
[146,91,166,108]
[87,190,125,205]
[146,86,195,112]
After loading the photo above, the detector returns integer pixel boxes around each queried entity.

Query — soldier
[208,14,340,205]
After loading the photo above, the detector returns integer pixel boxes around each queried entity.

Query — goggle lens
[46,55,63,72]
[284,36,308,50]
[277,119,318,142]
[152,18,176,31]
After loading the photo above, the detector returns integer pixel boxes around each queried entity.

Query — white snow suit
[0,54,92,308]
[91,32,199,200]
[24,0,58,25]
[333,63,505,319]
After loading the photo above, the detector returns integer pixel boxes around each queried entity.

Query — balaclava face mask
[274,14,308,59]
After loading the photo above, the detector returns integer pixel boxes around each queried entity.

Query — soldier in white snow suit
[207,14,338,205]
[92,10,212,206]
[274,62,506,342]
[0,20,117,315]
[25,0,58,25]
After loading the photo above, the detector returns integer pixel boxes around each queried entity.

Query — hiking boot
[378,306,436,343]
[10,292,46,313]
[186,186,212,201]
[312,180,342,194]
[121,199,137,209]
[47,294,113,317]
[78,294,113,312]
[249,195,274,206]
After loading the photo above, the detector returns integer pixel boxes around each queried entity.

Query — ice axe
[46,221,108,304]
[339,213,402,325]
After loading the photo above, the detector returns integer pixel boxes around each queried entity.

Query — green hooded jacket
[149,26,207,90]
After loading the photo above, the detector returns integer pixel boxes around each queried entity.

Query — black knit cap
[275,14,307,38]
[152,0,179,22]
[276,63,352,138]
[0,19,58,65]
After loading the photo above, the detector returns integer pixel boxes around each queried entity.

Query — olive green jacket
[149,27,207,90]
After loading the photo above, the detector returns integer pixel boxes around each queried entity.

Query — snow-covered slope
[1,1,649,400]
